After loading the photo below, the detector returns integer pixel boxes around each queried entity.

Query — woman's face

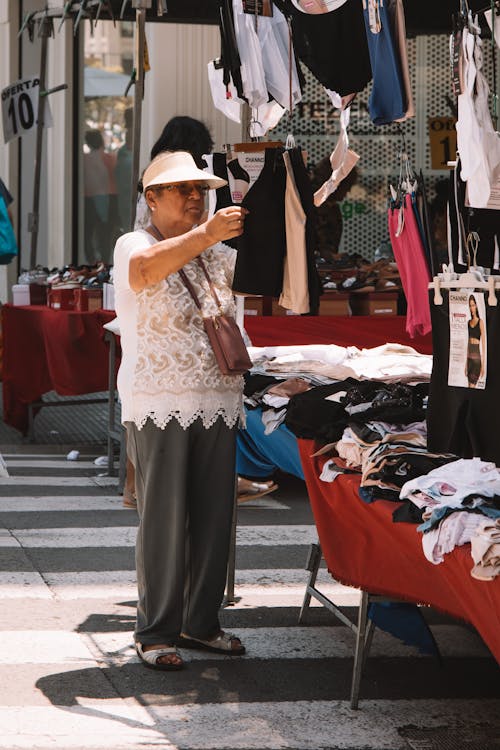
[148,182,206,229]
[469,297,477,316]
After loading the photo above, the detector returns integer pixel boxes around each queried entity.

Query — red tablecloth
[298,439,500,664]
[2,305,117,434]
[244,315,433,353]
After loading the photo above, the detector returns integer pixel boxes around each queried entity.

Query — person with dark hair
[135,117,214,230]
[150,116,214,166]
[115,108,134,232]
[466,294,486,388]
[83,129,116,262]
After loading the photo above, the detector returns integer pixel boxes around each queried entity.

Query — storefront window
[79,19,134,266]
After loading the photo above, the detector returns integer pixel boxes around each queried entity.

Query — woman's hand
[204,206,248,245]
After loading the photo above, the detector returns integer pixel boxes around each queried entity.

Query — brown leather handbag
[147,224,252,376]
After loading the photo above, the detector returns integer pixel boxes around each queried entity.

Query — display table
[1,304,117,435]
[244,315,433,352]
[298,438,500,666]
[2,309,431,436]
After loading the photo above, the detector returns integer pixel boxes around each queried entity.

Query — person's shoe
[237,477,278,503]
[179,630,245,655]
[136,642,184,671]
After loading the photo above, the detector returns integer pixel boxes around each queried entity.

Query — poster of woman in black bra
[448,290,487,390]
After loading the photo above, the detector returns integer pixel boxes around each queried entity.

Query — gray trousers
[126,416,237,645]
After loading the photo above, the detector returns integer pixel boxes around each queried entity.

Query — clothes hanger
[431,231,499,306]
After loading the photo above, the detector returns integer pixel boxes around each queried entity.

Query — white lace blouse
[113,230,243,430]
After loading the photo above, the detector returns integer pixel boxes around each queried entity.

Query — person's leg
[182,417,238,641]
[236,407,304,480]
[123,428,137,508]
[127,418,191,663]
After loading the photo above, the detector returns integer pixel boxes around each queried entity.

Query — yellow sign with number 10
[428,117,458,170]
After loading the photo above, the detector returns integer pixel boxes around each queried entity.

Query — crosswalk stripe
[0,496,125,511]
[4,525,317,548]
[3,460,104,469]
[0,624,490,665]
[0,571,356,605]
[0,476,116,487]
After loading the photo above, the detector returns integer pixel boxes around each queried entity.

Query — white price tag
[1,77,52,143]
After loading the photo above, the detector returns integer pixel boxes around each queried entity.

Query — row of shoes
[18,263,112,290]
[319,257,402,294]
[470,520,500,581]
[47,262,112,290]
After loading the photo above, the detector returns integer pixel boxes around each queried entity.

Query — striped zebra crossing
[0,452,499,750]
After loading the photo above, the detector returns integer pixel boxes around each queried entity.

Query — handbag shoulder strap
[145,223,222,313]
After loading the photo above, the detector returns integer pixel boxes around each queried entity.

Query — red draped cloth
[298,439,500,664]
[244,315,433,352]
[2,305,117,434]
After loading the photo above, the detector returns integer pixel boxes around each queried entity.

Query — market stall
[1,304,116,435]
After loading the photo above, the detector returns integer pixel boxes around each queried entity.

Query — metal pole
[129,1,150,229]
[29,17,52,269]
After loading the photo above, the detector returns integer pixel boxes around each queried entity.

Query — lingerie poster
[448,290,487,389]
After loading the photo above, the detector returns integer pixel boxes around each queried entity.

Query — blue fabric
[0,195,18,265]
[363,2,406,126]
[418,504,500,534]
[236,407,304,480]
[368,601,441,657]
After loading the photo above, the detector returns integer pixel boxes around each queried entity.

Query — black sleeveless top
[468,320,481,341]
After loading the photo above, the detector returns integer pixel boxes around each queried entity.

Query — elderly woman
[113,151,247,670]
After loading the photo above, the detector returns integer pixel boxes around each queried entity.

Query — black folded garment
[342,381,429,425]
[285,379,358,442]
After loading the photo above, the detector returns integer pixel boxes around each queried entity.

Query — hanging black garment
[287,146,321,315]
[210,152,239,250]
[212,153,233,211]
[427,288,500,466]
[448,158,500,273]
[218,0,245,100]
[232,147,287,297]
[417,171,436,277]
[273,0,372,96]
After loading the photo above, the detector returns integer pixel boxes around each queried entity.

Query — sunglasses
[164,183,210,198]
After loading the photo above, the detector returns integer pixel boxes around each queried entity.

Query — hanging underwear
[388,193,431,338]
[218,0,245,99]
[313,107,360,207]
[207,59,242,124]
[385,0,415,120]
[363,0,406,125]
[275,0,372,96]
